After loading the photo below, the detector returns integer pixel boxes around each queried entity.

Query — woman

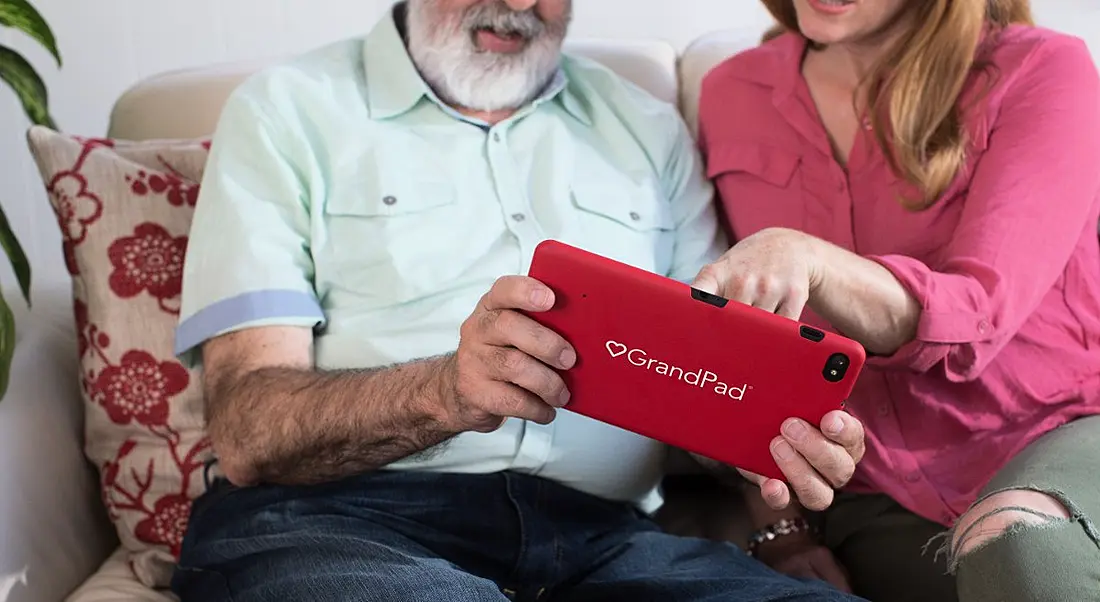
[693,1,1100,601]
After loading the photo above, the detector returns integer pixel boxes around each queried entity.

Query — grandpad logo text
[605,340,749,400]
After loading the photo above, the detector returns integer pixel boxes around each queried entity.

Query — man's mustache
[461,1,545,39]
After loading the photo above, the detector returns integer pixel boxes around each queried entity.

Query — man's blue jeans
[171,470,864,601]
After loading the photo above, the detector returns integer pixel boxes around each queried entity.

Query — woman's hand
[756,534,852,593]
[694,226,921,355]
[692,227,822,320]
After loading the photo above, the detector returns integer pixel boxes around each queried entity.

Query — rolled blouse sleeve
[868,36,1100,381]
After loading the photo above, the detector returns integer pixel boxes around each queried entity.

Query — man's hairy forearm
[206,356,456,487]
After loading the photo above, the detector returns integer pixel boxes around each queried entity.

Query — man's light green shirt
[176,6,726,512]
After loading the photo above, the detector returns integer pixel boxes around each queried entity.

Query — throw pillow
[26,125,212,589]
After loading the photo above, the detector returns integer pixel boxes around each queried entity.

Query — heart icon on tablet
[605,341,628,358]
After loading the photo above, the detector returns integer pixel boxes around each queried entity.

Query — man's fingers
[481,275,556,313]
[736,467,765,485]
[771,436,835,511]
[735,468,790,510]
[821,411,866,464]
[760,477,791,510]
[780,418,856,489]
[481,381,557,425]
[481,309,576,371]
[487,346,571,408]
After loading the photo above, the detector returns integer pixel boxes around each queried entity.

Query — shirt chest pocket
[706,142,804,237]
[564,174,675,275]
[321,168,469,304]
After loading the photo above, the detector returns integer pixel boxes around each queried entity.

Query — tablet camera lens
[823,353,850,383]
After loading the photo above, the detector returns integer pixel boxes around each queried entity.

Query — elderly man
[171,1,867,600]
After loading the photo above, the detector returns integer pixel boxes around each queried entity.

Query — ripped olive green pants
[822,415,1100,602]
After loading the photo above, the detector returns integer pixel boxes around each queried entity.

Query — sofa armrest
[0,281,117,602]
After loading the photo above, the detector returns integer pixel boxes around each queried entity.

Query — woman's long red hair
[760,0,1033,209]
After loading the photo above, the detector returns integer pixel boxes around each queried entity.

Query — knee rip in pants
[923,487,1100,574]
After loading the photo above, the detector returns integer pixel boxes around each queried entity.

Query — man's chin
[435,72,546,112]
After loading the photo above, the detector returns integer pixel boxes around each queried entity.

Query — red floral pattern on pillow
[27,127,214,588]
[90,349,188,427]
[107,223,187,315]
[136,494,194,557]
[52,172,104,244]
[126,163,200,207]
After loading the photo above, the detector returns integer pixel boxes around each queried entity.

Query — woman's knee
[945,488,1100,602]
[950,489,1071,558]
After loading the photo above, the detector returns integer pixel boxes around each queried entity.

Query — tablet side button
[799,326,825,343]
[690,287,729,308]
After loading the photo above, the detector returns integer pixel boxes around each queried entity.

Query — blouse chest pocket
[321,166,465,303]
[565,174,675,274]
[706,142,805,235]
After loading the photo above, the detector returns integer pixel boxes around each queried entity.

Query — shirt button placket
[488,126,539,271]
[487,125,555,470]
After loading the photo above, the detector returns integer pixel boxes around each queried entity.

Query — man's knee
[950,489,1072,559]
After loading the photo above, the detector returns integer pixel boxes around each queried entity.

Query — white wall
[1,0,1098,291]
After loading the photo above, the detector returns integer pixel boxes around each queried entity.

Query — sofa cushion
[25,126,212,590]
[0,280,119,602]
[678,28,766,133]
[107,39,678,141]
[65,549,176,602]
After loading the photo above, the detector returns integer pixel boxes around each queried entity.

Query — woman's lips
[806,0,857,16]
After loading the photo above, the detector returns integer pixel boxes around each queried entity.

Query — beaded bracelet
[746,517,817,557]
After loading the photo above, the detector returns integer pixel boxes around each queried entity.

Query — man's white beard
[405,0,567,112]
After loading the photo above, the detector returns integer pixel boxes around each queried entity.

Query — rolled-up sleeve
[175,89,325,366]
[867,37,1100,381]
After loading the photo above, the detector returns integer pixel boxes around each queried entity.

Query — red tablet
[525,239,866,481]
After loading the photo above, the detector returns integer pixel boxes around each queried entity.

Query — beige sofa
[0,29,765,602]
[9,15,1098,600]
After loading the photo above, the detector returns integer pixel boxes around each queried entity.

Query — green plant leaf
[0,203,30,306]
[0,43,54,128]
[0,288,15,401]
[0,0,61,65]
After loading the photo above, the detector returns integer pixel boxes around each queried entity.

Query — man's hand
[740,411,866,511]
[692,227,821,320]
[757,534,852,593]
[441,275,576,433]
